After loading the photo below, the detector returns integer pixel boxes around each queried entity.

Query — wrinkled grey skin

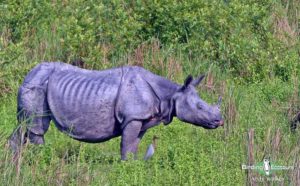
[9,62,224,160]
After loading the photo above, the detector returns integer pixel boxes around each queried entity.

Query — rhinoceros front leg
[121,121,145,160]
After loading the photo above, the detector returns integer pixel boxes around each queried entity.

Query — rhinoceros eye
[197,103,202,110]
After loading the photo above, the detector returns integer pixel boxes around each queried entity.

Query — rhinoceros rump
[9,62,224,160]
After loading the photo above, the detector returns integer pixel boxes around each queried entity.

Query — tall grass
[1,0,300,185]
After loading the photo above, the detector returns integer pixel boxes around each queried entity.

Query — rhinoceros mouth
[201,119,224,129]
[188,120,220,129]
[199,118,225,129]
[201,123,219,129]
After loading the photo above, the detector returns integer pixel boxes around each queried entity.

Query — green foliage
[1,0,299,82]
[1,0,300,185]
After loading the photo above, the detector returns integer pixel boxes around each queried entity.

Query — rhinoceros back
[47,64,123,142]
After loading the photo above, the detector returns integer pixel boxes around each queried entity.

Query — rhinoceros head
[170,75,224,129]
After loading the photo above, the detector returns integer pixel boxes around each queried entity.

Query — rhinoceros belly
[47,70,122,142]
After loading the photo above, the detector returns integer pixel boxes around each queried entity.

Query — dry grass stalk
[272,4,299,46]
[14,141,27,183]
[263,127,272,157]
[291,158,300,185]
[205,71,215,91]
[0,79,12,96]
[272,128,281,154]
[132,44,145,67]
[166,57,182,81]
[151,40,160,65]
[127,40,164,71]
[203,71,226,96]
[219,80,227,97]
[150,40,165,71]
[100,44,112,66]
[225,91,237,126]
[200,70,215,93]
[247,129,257,186]
[38,40,48,60]
[1,27,12,48]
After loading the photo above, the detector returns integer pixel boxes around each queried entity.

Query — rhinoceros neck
[155,80,179,100]
[142,72,180,101]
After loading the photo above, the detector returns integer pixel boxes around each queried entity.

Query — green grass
[1,0,300,185]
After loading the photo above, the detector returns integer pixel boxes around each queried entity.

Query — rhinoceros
[9,62,224,160]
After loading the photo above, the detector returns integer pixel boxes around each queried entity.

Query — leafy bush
[1,0,298,82]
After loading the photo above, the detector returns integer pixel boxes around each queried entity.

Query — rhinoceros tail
[8,62,56,153]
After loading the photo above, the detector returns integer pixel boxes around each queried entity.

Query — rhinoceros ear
[183,75,193,89]
[191,74,205,87]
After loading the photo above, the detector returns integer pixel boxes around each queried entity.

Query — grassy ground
[1,63,300,185]
[1,1,300,185]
